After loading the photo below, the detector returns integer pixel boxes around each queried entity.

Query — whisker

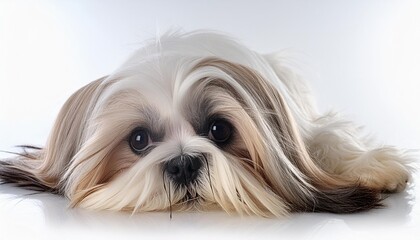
[162,168,172,219]
[169,182,172,219]
[177,196,200,205]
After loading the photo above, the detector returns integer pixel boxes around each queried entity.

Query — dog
[0,31,411,217]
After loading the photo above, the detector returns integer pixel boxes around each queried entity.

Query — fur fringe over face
[0,30,412,217]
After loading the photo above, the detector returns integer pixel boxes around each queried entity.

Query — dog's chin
[178,190,202,208]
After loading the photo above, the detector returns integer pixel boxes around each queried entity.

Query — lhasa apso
[0,31,411,217]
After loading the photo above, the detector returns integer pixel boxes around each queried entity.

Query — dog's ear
[195,58,381,214]
[0,77,108,192]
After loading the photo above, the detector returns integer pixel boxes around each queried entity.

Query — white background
[0,1,419,239]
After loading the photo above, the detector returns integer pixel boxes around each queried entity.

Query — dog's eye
[129,128,150,153]
[209,120,232,143]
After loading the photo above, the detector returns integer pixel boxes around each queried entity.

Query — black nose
[165,155,202,185]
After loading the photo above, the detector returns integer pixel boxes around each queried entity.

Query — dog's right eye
[129,128,150,154]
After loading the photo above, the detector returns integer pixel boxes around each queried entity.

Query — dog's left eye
[209,119,232,143]
[129,128,150,153]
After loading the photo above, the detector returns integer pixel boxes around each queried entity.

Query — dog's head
[3,31,380,217]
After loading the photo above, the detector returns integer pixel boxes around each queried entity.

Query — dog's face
[1,32,381,217]
[63,56,298,217]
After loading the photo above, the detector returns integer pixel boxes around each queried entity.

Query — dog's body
[0,31,411,217]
